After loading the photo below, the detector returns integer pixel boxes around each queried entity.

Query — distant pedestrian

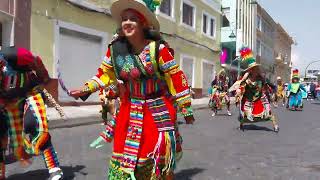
[310,81,316,99]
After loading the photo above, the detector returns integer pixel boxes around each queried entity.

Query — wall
[31,0,116,76]
[15,0,31,49]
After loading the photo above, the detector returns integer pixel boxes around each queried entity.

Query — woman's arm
[70,48,117,99]
[157,44,194,123]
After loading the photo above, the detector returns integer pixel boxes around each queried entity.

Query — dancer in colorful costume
[69,0,194,179]
[273,76,286,107]
[287,69,306,111]
[0,47,63,180]
[230,47,279,132]
[209,69,231,116]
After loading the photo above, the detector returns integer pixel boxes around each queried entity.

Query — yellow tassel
[163,132,172,174]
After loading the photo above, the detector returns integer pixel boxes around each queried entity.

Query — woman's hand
[69,89,88,99]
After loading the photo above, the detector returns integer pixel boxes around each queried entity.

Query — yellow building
[157,0,221,97]
[30,0,221,103]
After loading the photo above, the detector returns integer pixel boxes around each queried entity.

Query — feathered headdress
[143,0,161,12]
[292,69,299,79]
[239,46,259,72]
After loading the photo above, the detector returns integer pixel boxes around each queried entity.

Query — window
[181,55,195,87]
[202,60,215,95]
[202,12,216,38]
[0,23,2,47]
[222,8,230,27]
[256,39,261,56]
[203,14,207,33]
[182,1,195,28]
[160,0,172,17]
[257,16,261,31]
[210,18,215,37]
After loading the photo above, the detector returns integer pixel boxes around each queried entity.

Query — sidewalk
[48,96,234,129]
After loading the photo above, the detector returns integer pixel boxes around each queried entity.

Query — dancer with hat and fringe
[209,69,232,117]
[229,47,279,132]
[69,0,194,179]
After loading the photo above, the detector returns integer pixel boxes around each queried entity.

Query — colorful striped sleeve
[82,48,117,93]
[158,44,193,117]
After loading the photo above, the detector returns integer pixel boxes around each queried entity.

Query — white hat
[110,0,160,31]
[277,76,281,80]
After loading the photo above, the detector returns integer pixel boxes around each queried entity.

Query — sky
[260,0,320,74]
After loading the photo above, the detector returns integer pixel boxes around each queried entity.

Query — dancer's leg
[24,92,63,179]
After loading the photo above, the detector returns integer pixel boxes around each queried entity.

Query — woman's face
[249,66,260,79]
[121,10,145,38]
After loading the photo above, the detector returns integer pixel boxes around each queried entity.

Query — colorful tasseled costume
[231,47,279,132]
[0,47,63,180]
[287,69,306,111]
[209,69,231,116]
[80,38,192,179]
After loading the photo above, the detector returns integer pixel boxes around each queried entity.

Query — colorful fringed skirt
[239,96,272,123]
[108,95,182,179]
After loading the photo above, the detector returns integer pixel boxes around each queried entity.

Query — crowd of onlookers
[303,81,320,100]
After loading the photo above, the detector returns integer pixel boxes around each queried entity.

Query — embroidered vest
[110,40,166,99]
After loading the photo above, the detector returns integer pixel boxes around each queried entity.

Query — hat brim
[244,63,260,72]
[111,0,160,31]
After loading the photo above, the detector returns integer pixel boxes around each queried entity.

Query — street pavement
[5,101,320,180]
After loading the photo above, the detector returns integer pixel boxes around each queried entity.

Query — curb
[48,104,210,129]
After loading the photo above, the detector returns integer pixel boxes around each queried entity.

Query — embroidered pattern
[121,98,145,173]
[160,60,177,72]
[146,97,173,131]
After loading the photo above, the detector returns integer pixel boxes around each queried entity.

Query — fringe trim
[149,131,176,178]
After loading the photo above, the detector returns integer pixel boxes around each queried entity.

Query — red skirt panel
[113,96,177,159]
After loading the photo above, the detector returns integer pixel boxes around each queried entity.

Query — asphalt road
[5,101,320,180]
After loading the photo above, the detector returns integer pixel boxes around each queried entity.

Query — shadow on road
[7,165,86,180]
[242,124,274,132]
[175,168,206,180]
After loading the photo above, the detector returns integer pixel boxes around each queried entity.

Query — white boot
[49,167,63,180]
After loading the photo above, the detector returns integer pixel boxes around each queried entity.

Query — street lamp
[304,60,320,78]
[226,30,241,79]
[229,31,236,39]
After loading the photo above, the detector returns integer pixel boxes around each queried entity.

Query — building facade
[274,23,294,83]
[256,4,277,81]
[221,0,293,83]
[221,0,257,82]
[157,0,221,97]
[0,0,31,49]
